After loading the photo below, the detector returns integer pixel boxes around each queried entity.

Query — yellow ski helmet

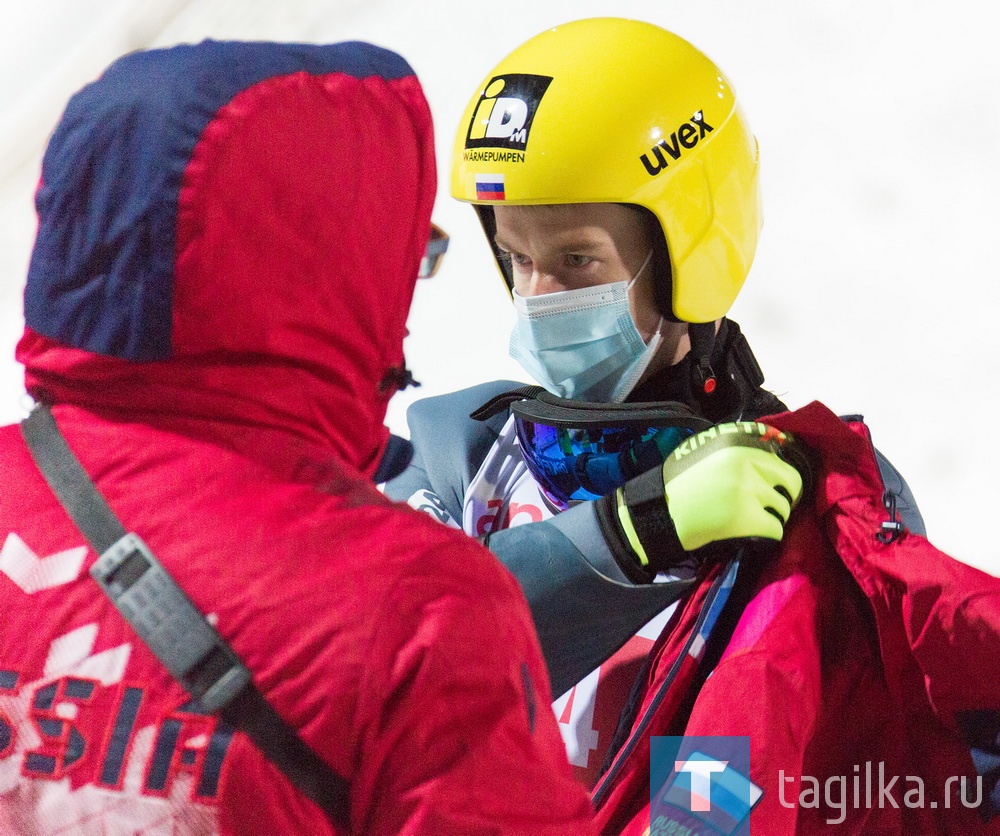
[450,17,761,323]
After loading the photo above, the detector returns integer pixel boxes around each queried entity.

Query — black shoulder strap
[20,404,350,832]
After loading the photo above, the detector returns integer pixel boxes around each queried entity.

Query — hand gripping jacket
[590,402,1000,835]
[0,42,595,835]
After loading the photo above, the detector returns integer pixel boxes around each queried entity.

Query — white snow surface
[0,0,997,576]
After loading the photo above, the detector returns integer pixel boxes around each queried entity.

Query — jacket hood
[17,40,436,478]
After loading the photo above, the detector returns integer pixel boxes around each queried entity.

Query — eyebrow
[493,234,608,254]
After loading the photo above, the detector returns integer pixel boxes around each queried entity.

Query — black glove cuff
[621,466,687,570]
[595,492,657,584]
[595,465,688,583]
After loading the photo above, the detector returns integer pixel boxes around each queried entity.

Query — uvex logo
[640,111,714,176]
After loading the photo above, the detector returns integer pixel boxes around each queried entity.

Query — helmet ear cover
[634,205,677,323]
[474,202,678,322]
[473,204,509,286]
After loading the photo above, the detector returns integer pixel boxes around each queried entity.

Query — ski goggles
[418,223,449,279]
[510,392,713,504]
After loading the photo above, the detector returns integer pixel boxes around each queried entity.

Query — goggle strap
[470,385,545,422]
[616,488,651,567]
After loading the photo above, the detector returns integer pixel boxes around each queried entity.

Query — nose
[522,270,567,297]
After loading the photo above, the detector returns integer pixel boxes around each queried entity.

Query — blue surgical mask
[509,250,661,402]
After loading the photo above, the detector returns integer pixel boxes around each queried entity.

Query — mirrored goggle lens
[514,418,695,504]
[418,223,449,279]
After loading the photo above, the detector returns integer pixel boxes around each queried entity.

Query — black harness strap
[21,404,350,832]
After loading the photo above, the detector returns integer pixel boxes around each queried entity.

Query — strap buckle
[91,533,251,712]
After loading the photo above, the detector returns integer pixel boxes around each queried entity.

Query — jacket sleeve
[486,502,693,696]
[385,381,693,696]
[382,380,517,525]
[358,536,597,835]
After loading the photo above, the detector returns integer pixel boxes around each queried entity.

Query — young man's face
[492,202,661,341]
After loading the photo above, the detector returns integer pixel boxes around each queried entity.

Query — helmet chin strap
[688,321,718,396]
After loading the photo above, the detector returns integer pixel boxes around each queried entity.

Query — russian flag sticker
[475,174,505,200]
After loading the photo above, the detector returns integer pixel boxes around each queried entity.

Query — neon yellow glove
[596,422,809,581]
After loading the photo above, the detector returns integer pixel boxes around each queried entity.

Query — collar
[627,319,784,422]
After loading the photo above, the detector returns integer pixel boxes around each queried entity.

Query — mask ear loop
[626,249,660,342]
[613,250,663,402]
[625,249,655,293]
[629,248,664,354]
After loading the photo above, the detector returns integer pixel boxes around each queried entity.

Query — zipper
[852,419,908,544]
[591,557,741,807]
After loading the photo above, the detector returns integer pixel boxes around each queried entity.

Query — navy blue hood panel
[24,40,415,361]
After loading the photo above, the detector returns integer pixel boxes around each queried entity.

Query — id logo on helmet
[465,74,552,152]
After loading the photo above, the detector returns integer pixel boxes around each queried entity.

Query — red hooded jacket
[0,41,594,835]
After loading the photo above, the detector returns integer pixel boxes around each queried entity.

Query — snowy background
[1,0,997,576]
